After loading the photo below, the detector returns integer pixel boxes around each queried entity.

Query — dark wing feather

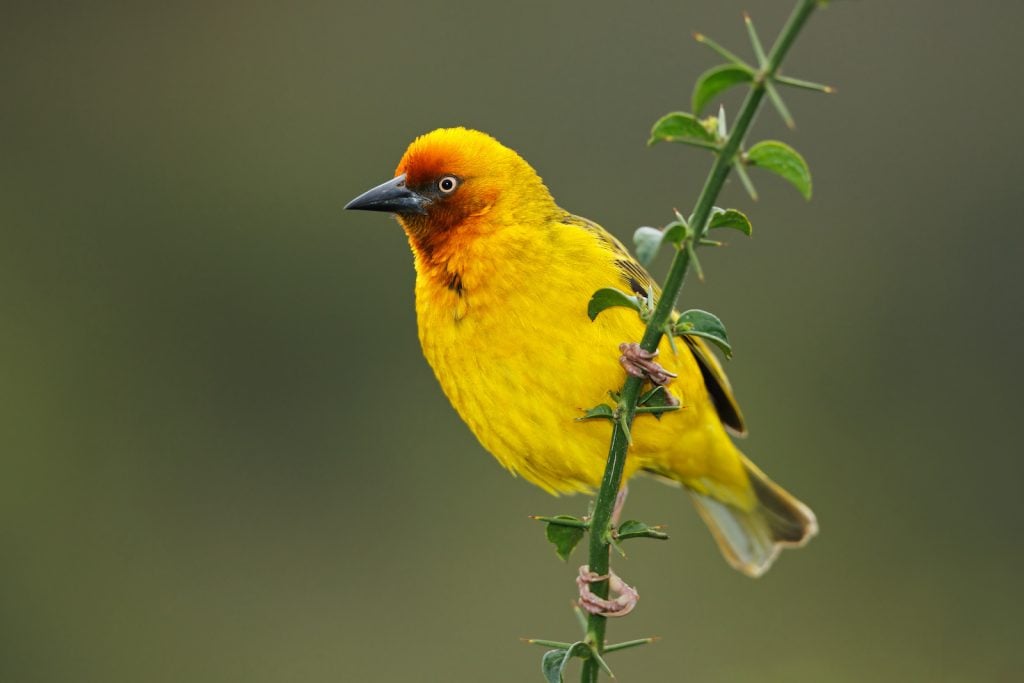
[682,336,747,435]
[563,213,747,435]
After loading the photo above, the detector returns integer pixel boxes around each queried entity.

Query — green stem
[579,2,820,680]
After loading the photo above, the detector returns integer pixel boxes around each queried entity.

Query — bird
[345,127,816,579]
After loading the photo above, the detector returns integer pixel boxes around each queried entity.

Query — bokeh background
[3,1,1022,681]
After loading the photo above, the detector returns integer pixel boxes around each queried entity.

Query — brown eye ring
[438,175,458,193]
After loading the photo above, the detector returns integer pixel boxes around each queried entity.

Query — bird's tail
[687,455,818,577]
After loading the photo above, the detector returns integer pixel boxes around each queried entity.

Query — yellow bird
[346,127,816,577]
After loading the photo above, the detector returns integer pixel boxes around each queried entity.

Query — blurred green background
[3,1,1022,681]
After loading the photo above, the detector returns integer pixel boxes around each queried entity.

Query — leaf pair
[535,515,587,561]
[650,111,812,201]
[535,513,668,562]
[630,204,752,271]
[541,642,612,683]
[530,637,657,682]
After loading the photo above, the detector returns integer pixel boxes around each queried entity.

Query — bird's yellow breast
[411,214,748,498]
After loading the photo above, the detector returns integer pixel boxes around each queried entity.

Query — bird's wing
[566,213,747,435]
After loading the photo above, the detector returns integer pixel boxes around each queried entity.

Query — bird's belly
[415,283,689,494]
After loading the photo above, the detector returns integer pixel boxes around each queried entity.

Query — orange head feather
[392,128,556,255]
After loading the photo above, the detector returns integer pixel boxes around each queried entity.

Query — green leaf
[633,226,663,268]
[692,64,753,115]
[674,309,732,358]
[545,516,585,561]
[636,385,680,418]
[541,642,589,683]
[541,649,569,683]
[587,287,641,322]
[616,519,670,541]
[662,220,689,247]
[745,140,812,200]
[638,384,673,407]
[648,112,717,149]
[577,403,615,422]
[708,207,752,236]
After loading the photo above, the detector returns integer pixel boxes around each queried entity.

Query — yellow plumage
[346,127,816,576]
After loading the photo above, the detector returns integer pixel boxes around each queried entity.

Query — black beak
[344,173,427,215]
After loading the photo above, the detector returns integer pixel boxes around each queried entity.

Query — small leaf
[616,519,670,541]
[648,112,717,149]
[638,384,671,407]
[692,64,753,115]
[662,220,689,247]
[542,642,589,683]
[577,403,615,422]
[541,649,569,683]
[708,207,752,236]
[587,288,642,322]
[545,517,585,561]
[746,140,812,200]
[636,385,680,419]
[633,226,663,267]
[674,309,732,358]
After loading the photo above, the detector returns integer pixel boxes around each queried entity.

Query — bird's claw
[576,565,639,618]
[619,343,677,386]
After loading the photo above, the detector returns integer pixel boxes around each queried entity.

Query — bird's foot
[576,565,639,618]
[619,343,676,386]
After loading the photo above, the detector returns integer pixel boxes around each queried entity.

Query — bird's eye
[438,176,458,194]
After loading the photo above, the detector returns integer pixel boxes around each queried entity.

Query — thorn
[604,636,663,653]
[693,31,705,41]
[523,637,575,649]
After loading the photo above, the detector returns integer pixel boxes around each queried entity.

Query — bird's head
[345,128,555,251]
